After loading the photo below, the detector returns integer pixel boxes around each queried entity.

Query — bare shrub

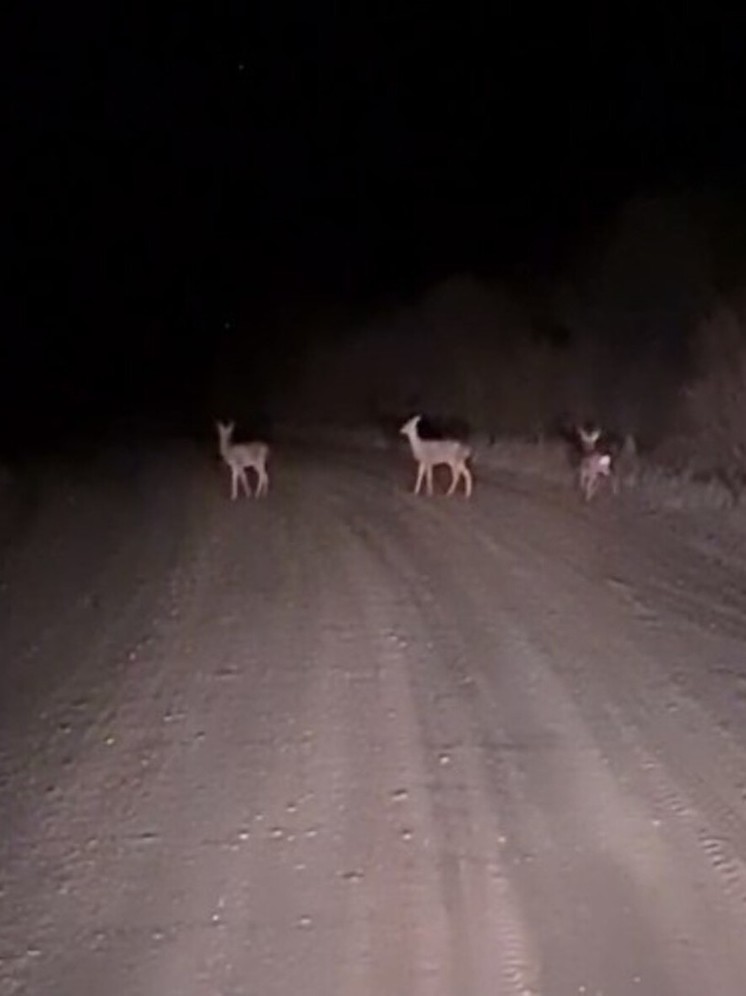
[675,303,746,501]
[554,194,713,442]
[282,275,578,437]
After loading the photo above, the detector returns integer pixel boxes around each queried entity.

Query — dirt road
[3,439,746,995]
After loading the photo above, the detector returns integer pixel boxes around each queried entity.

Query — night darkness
[8,4,746,452]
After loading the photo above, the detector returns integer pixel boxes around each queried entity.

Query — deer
[575,423,616,501]
[216,421,270,500]
[400,414,473,498]
[578,449,613,501]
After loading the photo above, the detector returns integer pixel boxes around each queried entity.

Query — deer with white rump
[216,421,270,499]
[576,424,613,502]
[400,414,473,498]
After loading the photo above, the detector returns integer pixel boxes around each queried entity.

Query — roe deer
[575,422,620,501]
[216,421,270,499]
[578,451,612,501]
[400,415,473,498]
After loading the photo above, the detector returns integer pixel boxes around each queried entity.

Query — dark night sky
[7,4,746,436]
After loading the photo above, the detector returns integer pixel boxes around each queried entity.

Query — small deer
[578,450,612,501]
[576,423,614,501]
[400,414,473,498]
[216,421,270,500]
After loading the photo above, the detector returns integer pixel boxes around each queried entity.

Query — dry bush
[553,194,714,443]
[672,303,746,501]
[282,275,578,436]
[683,305,746,448]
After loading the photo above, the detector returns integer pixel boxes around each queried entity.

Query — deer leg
[414,464,425,495]
[446,465,458,496]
